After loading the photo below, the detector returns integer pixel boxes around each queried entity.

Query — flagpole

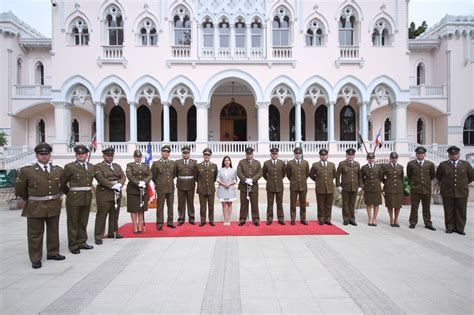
[357,129,369,155]
[373,127,383,154]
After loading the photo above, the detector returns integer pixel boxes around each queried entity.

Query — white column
[163,102,170,143]
[295,101,302,142]
[262,24,267,59]
[230,24,235,59]
[95,102,104,143]
[53,101,71,153]
[256,102,270,141]
[129,101,137,143]
[214,26,219,58]
[361,101,368,140]
[328,101,335,142]
[197,24,202,59]
[195,102,209,142]
[394,102,409,153]
[246,24,251,58]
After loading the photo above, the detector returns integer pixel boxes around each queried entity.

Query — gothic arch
[265,75,299,103]
[95,75,130,103]
[130,75,164,103]
[333,75,366,102]
[368,9,396,33]
[164,75,200,103]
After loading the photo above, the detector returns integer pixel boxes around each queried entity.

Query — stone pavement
[0,201,473,314]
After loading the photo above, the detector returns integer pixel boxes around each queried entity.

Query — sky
[0,0,473,38]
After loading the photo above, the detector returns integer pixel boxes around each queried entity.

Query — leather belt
[178,176,194,180]
[28,194,61,201]
[69,187,92,192]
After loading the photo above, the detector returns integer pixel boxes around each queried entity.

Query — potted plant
[0,131,7,156]
[432,178,442,204]
[402,176,411,206]
[3,169,25,210]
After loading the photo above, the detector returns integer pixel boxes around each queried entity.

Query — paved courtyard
[0,199,473,314]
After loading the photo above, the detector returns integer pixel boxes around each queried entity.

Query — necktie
[273,160,276,165]
[323,162,326,167]
[205,163,208,168]
[419,161,422,167]
[82,163,87,170]
[451,161,456,168]
[109,163,114,171]
[297,160,300,165]
[185,160,188,165]
[44,165,49,174]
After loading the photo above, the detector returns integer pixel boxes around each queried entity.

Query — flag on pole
[357,130,364,150]
[90,134,97,152]
[145,143,155,201]
[375,128,383,149]
[68,134,76,149]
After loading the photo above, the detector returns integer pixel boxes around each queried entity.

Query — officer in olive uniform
[309,148,336,225]
[175,145,197,225]
[151,145,176,230]
[62,144,95,254]
[262,147,286,225]
[361,152,383,226]
[195,148,218,226]
[15,143,66,269]
[237,147,262,226]
[126,150,152,234]
[286,147,310,225]
[94,147,126,244]
[436,146,474,235]
[406,146,436,230]
[336,148,362,226]
[382,152,404,227]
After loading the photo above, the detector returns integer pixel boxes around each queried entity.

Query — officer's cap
[447,146,460,155]
[161,145,171,152]
[203,148,212,155]
[415,146,426,154]
[245,147,254,154]
[133,149,142,157]
[346,148,356,155]
[35,143,52,154]
[367,152,375,159]
[389,151,398,159]
[270,147,279,153]
[182,145,191,153]
[319,148,328,156]
[102,147,115,155]
[293,147,303,154]
[74,144,89,154]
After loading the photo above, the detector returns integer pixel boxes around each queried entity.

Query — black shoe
[95,239,103,245]
[199,222,206,227]
[189,221,196,225]
[395,223,400,228]
[349,221,357,226]
[409,224,416,229]
[301,221,308,225]
[372,223,377,227]
[445,229,454,234]
[157,224,163,231]
[70,248,80,254]
[177,221,184,226]
[291,221,296,225]
[47,254,66,261]
[238,222,245,226]
[32,261,42,269]
[116,234,124,239]
[425,225,436,231]
[254,222,260,227]
[455,230,466,235]
[278,221,286,225]
[167,224,176,229]
[266,221,272,226]
[390,223,395,227]
[79,244,94,250]
[343,221,349,225]
[368,223,373,226]
[209,222,215,226]
[318,221,324,225]
[325,221,332,226]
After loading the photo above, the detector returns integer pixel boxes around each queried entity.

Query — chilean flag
[375,128,383,149]
[145,143,155,201]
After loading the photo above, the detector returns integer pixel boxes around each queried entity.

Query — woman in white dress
[216,156,238,226]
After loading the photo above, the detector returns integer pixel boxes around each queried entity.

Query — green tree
[409,21,428,39]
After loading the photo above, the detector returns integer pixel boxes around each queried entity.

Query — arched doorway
[161,106,178,141]
[220,102,247,141]
[72,119,79,142]
[340,105,355,141]
[269,104,280,141]
[137,105,151,142]
[109,106,126,142]
[37,119,45,144]
[417,118,425,144]
[187,105,196,141]
[384,118,391,140]
[290,107,306,141]
[315,105,328,140]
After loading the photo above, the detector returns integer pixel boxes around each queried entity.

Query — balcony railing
[409,85,446,98]
[272,46,292,59]
[337,141,358,152]
[250,48,263,59]
[171,46,190,58]
[103,45,123,59]
[136,142,196,154]
[201,48,214,59]
[102,142,128,154]
[339,46,359,59]
[233,48,246,59]
[217,48,231,60]
[14,85,51,97]
[208,141,257,154]
[408,143,448,164]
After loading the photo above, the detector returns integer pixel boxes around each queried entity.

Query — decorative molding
[104,86,126,105]
[337,85,360,105]
[271,84,294,105]
[69,85,90,105]
[197,0,266,22]
[255,102,270,109]
[171,85,194,105]
[195,101,210,109]
[371,85,394,105]
[52,101,69,109]
[304,84,328,105]
[138,85,160,105]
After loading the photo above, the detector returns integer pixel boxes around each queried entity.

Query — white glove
[337,187,343,193]
[112,183,121,190]
[358,187,362,193]
[245,178,253,186]
[138,181,146,188]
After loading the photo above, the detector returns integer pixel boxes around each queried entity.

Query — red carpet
[118,221,348,238]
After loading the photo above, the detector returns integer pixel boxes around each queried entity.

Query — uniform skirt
[385,193,403,209]
[364,191,382,206]
[127,192,149,213]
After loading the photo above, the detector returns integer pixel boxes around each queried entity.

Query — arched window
[290,107,306,141]
[368,119,373,141]
[37,119,45,144]
[339,6,358,46]
[220,102,247,141]
[315,105,328,140]
[384,118,391,140]
[417,118,425,144]
[463,114,474,146]
[70,17,89,45]
[372,19,391,46]
[109,106,126,142]
[416,62,426,85]
[273,7,290,46]
[137,105,151,141]
[269,105,280,141]
[187,105,197,141]
[305,19,324,46]
[72,119,79,143]
[235,18,246,49]
[219,18,230,48]
[161,106,178,141]
[105,5,124,46]
[202,18,214,48]
[251,18,262,49]
[173,6,191,46]
[138,18,157,46]
[17,58,23,84]
[340,105,356,141]
[35,61,44,85]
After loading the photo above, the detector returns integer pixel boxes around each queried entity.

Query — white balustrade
[233,48,246,59]
[3,150,36,170]
[272,46,292,59]
[171,46,190,58]
[208,141,257,154]
[15,85,52,97]
[337,141,359,152]
[201,48,214,59]
[339,46,359,59]
[249,48,263,59]
[102,142,128,153]
[302,141,329,153]
[217,48,231,59]
[409,85,445,97]
[103,46,124,59]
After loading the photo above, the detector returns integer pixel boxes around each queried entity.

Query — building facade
[0,1,473,169]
